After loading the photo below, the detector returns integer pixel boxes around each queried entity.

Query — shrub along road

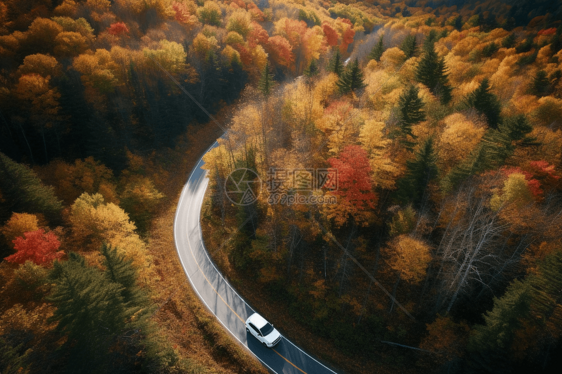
[174,142,339,374]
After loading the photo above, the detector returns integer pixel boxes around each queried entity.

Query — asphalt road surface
[173,141,338,374]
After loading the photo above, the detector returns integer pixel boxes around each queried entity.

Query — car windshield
[260,323,274,336]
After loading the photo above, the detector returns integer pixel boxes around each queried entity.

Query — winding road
[173,141,339,374]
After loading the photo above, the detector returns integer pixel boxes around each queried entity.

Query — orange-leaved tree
[322,21,338,47]
[247,21,269,47]
[419,314,470,367]
[266,35,293,69]
[5,229,63,265]
[334,18,355,55]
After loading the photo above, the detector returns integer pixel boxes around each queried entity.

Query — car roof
[249,313,268,329]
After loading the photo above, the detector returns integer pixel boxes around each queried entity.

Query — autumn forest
[1,0,562,373]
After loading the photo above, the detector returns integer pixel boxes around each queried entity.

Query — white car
[245,312,282,348]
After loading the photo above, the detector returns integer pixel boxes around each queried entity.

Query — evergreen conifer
[258,61,274,97]
[369,34,385,62]
[328,48,344,76]
[390,85,425,150]
[465,78,502,129]
[337,59,366,94]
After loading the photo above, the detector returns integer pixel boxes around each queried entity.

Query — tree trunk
[261,100,269,166]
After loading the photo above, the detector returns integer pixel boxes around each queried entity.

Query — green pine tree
[481,42,499,58]
[304,59,319,77]
[400,34,417,59]
[369,34,385,62]
[0,152,63,224]
[390,85,425,151]
[423,30,439,52]
[470,280,531,352]
[435,58,453,104]
[454,15,463,30]
[415,43,452,104]
[466,279,530,374]
[48,251,173,373]
[515,37,534,54]
[396,137,438,208]
[328,48,344,76]
[258,61,274,97]
[303,59,319,86]
[502,33,517,48]
[101,244,149,311]
[442,130,509,192]
[529,70,551,97]
[0,337,30,374]
[500,114,537,147]
[48,252,128,373]
[526,249,562,345]
[465,78,502,129]
[466,248,562,373]
[337,59,366,94]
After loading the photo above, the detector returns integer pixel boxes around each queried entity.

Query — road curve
[173,141,338,374]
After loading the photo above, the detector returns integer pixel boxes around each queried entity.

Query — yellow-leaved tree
[227,10,252,37]
[69,193,154,283]
[73,49,119,93]
[438,113,485,172]
[54,31,90,57]
[143,40,196,80]
[359,117,401,190]
[1,213,40,248]
[119,176,164,233]
[387,235,432,285]
[490,172,534,211]
[16,54,60,78]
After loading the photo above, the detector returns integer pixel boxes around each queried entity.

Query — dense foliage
[200,1,562,373]
[1,0,562,374]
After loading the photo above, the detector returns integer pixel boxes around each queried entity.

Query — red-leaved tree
[107,22,129,36]
[501,161,559,198]
[529,160,560,190]
[538,28,557,36]
[5,229,63,265]
[326,145,377,226]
